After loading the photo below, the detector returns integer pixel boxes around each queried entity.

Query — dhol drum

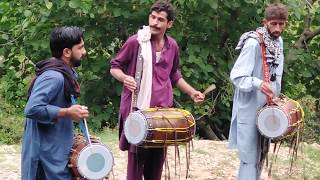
[69,135,114,180]
[124,108,195,147]
[256,95,304,139]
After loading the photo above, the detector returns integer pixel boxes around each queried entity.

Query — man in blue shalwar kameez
[21,26,89,180]
[228,3,289,180]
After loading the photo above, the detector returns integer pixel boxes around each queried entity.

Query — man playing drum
[110,0,205,179]
[22,26,89,180]
[228,3,288,180]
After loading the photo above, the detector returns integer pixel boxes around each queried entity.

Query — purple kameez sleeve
[170,44,182,84]
[111,37,136,70]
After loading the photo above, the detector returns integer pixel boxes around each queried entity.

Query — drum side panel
[124,112,148,145]
[77,144,114,179]
[282,100,302,133]
[69,136,89,177]
[257,107,288,138]
[142,109,195,145]
[272,97,303,138]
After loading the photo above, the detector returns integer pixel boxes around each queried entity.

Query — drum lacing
[266,99,305,178]
[162,115,192,180]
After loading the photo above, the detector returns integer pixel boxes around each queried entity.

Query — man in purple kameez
[110,1,205,180]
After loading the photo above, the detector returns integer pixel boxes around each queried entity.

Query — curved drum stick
[202,84,216,95]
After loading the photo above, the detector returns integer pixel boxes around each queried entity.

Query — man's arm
[176,78,204,103]
[25,71,89,123]
[110,68,136,92]
[110,36,138,92]
[56,105,89,123]
[230,38,273,97]
[230,38,263,92]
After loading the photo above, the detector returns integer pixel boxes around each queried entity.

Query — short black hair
[49,26,84,58]
[150,0,176,22]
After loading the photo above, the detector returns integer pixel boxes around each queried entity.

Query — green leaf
[206,0,218,9]
[24,10,32,17]
[45,0,53,10]
[302,70,312,78]
[1,34,9,40]
[112,8,122,17]
[69,0,81,9]
[18,54,25,63]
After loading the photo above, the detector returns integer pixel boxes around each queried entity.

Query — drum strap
[131,46,143,111]
[257,32,273,104]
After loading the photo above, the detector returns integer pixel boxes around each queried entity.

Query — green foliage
[0,0,319,143]
[94,127,119,145]
[0,95,24,144]
[298,96,320,143]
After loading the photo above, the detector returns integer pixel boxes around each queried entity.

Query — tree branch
[294,0,319,48]
[0,33,24,47]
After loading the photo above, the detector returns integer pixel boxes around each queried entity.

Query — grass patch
[93,127,119,145]
[268,144,320,180]
[0,114,24,145]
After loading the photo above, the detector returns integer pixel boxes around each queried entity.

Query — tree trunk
[196,118,220,140]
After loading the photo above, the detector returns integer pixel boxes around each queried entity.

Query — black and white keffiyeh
[235,27,282,81]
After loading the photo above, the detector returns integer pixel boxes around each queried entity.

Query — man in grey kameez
[228,3,289,180]
[22,26,89,180]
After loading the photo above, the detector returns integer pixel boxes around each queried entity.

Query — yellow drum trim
[148,127,193,133]
[148,116,195,125]
[291,99,304,119]
[151,115,186,119]
[144,137,193,143]
[144,108,191,116]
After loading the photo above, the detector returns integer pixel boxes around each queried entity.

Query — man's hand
[123,75,137,92]
[66,105,89,122]
[260,81,273,98]
[190,90,205,103]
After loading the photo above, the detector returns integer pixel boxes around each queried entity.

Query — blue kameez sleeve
[24,70,64,124]
[230,38,263,92]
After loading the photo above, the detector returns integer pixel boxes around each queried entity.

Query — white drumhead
[124,111,148,145]
[77,144,113,179]
[257,107,288,138]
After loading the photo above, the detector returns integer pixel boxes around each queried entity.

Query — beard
[70,56,83,67]
[267,27,281,39]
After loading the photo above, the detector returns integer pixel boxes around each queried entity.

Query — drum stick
[81,106,92,146]
[202,84,216,95]
[83,118,92,146]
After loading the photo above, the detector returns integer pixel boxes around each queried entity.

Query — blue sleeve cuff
[252,77,263,89]
[43,105,60,124]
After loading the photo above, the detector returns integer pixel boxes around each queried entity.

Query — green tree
[0,0,319,143]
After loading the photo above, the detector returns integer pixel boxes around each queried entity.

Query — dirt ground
[1,140,319,180]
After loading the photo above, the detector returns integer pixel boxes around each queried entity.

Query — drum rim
[124,111,148,145]
[257,106,289,138]
[77,144,114,179]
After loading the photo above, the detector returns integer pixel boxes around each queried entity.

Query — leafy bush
[0,95,24,144]
[298,96,320,143]
[0,0,319,143]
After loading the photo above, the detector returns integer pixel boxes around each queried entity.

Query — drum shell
[126,108,195,147]
[69,135,111,178]
[257,96,302,139]
[277,98,301,136]
[69,136,87,177]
